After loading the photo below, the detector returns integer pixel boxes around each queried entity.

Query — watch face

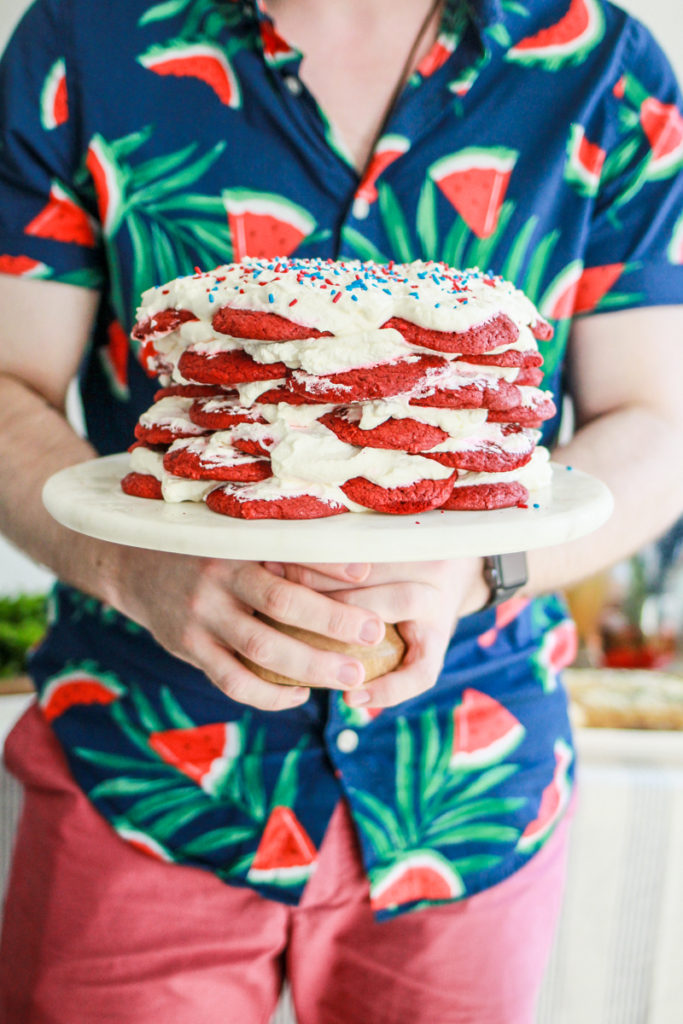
[500,551,528,589]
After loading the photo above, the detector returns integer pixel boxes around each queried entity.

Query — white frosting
[138,396,205,435]
[128,445,215,502]
[138,259,549,338]
[269,423,453,489]
[357,399,487,436]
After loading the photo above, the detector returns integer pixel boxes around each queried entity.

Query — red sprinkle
[332,292,342,303]
[289,298,298,306]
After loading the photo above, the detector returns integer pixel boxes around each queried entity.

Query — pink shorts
[1,705,572,1024]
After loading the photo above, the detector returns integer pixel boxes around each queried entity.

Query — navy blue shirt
[0,0,681,917]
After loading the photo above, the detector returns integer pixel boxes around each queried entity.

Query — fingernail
[265,562,285,577]
[290,687,309,703]
[345,690,371,706]
[360,620,383,644]
[338,663,363,687]
[345,563,369,580]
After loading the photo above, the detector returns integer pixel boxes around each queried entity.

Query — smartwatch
[482,552,528,610]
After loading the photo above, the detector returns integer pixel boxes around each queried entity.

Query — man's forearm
[0,374,122,603]
[525,404,683,598]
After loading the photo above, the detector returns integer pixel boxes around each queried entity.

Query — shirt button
[337,729,359,753]
[285,75,302,95]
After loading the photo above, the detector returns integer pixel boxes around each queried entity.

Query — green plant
[0,594,48,678]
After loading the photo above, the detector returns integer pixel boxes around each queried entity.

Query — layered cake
[123,258,556,519]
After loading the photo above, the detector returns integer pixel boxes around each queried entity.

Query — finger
[216,608,367,690]
[231,562,384,646]
[344,622,449,709]
[329,582,442,624]
[196,638,312,712]
[264,561,371,585]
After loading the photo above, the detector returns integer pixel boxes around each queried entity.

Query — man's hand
[264,559,488,708]
[110,549,387,712]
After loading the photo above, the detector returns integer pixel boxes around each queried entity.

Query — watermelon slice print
[353,135,410,220]
[370,850,465,912]
[0,255,51,278]
[417,31,458,78]
[668,211,683,265]
[517,738,573,852]
[260,19,298,66]
[506,0,604,71]
[448,63,481,98]
[615,74,683,180]
[477,596,530,649]
[222,188,316,260]
[429,146,518,238]
[100,320,130,400]
[531,620,578,692]
[540,260,624,319]
[86,135,126,237]
[247,805,317,886]
[24,181,98,247]
[148,721,241,796]
[639,96,683,178]
[40,58,68,130]
[138,42,241,108]
[451,689,525,769]
[113,822,174,862]
[39,668,126,723]
[564,123,606,197]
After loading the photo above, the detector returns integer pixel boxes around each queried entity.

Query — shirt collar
[251,0,511,69]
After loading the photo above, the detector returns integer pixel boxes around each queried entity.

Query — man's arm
[277,305,683,706]
[0,276,388,709]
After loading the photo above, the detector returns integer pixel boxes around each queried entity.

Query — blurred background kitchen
[0,2,682,1023]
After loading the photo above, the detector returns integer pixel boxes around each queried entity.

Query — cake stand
[43,453,613,563]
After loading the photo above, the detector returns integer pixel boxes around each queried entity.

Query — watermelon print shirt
[1,0,682,919]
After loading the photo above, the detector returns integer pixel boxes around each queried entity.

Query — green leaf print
[89,775,177,800]
[158,685,196,729]
[425,796,527,837]
[442,216,470,270]
[129,681,166,734]
[452,853,503,874]
[139,0,195,27]
[523,228,561,304]
[416,178,439,261]
[427,822,521,846]
[456,763,519,802]
[378,183,415,262]
[500,214,538,284]
[78,128,230,321]
[146,800,218,841]
[181,826,257,857]
[395,718,418,845]
[269,741,308,810]
[73,747,177,775]
[340,227,389,263]
[465,199,515,270]
[125,786,206,822]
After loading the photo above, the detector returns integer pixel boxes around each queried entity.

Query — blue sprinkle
[533,503,540,509]
[566,465,573,471]
[208,294,214,303]
[268,293,274,304]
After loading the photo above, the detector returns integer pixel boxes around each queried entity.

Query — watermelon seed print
[40,58,68,131]
[505,0,605,71]
[346,707,529,911]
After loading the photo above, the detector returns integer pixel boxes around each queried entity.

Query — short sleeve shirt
[0,0,681,918]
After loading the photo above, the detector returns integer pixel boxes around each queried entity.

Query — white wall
[0,0,681,593]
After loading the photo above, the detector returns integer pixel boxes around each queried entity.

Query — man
[0,0,681,1021]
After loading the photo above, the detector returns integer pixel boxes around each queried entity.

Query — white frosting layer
[357,399,487,435]
[138,259,549,338]
[138,396,205,435]
[129,445,214,502]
